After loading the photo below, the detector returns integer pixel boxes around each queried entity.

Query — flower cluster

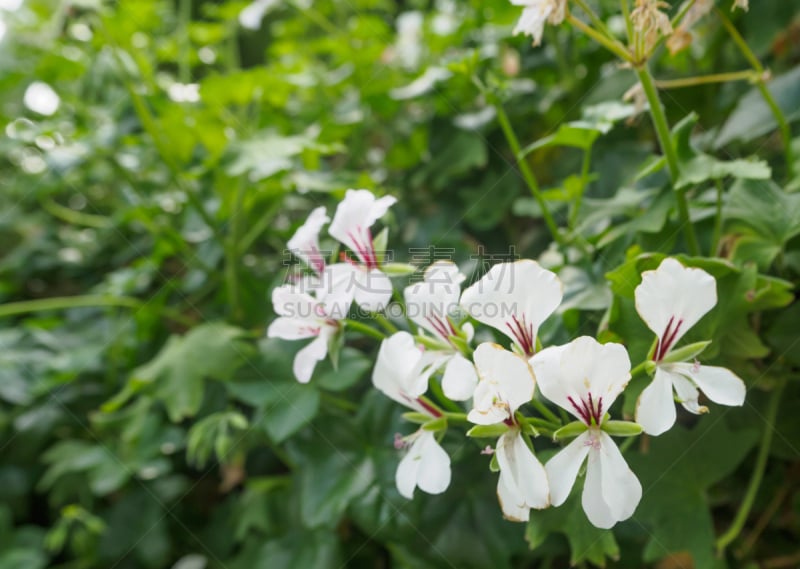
[270,190,746,529]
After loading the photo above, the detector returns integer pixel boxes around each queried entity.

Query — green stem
[344,319,386,341]
[571,0,615,42]
[225,178,247,322]
[654,70,760,89]
[619,0,633,44]
[530,397,561,425]
[636,65,701,255]
[710,180,724,256]
[495,104,566,247]
[526,417,561,432]
[374,314,398,334]
[567,14,633,63]
[321,393,358,412]
[716,376,787,556]
[716,8,794,180]
[0,295,193,326]
[443,412,468,423]
[178,0,192,83]
[570,145,593,229]
[630,360,651,379]
[428,377,463,414]
[41,198,112,229]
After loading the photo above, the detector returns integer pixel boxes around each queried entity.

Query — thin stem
[654,70,760,89]
[41,198,112,229]
[740,482,790,555]
[567,14,634,63]
[443,412,468,423]
[716,376,787,556]
[374,314,398,334]
[636,65,701,255]
[619,0,634,45]
[495,103,566,246]
[0,295,194,326]
[710,179,724,256]
[226,178,247,322]
[344,319,386,341]
[321,393,358,412]
[428,376,463,414]
[525,417,561,432]
[238,201,281,255]
[570,145,593,229]
[571,0,615,41]
[530,397,561,425]
[716,8,794,180]
[630,360,650,378]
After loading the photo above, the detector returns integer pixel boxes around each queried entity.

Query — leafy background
[1,0,799,568]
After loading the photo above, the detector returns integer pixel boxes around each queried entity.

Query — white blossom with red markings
[460,260,563,357]
[328,189,397,312]
[532,336,642,529]
[404,261,478,400]
[634,258,746,436]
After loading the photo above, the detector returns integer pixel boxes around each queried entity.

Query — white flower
[732,0,748,11]
[372,331,443,415]
[404,261,478,400]
[469,343,548,520]
[461,260,563,357]
[328,189,397,312]
[510,0,567,46]
[532,336,642,529]
[495,430,550,521]
[634,258,746,436]
[396,429,451,499]
[266,278,350,383]
[287,206,330,274]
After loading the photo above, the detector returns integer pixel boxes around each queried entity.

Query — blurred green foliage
[1,0,799,568]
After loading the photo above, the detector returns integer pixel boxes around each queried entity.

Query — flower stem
[710,180,724,256]
[716,8,794,180]
[226,177,247,322]
[567,13,633,63]
[530,397,561,425]
[716,376,787,556]
[344,319,386,340]
[374,313,398,334]
[635,65,701,255]
[654,70,760,89]
[495,103,566,247]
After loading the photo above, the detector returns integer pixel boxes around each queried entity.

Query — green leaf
[628,417,758,567]
[314,347,371,392]
[228,380,320,444]
[117,323,250,422]
[724,178,800,269]
[526,490,619,567]
[673,114,771,189]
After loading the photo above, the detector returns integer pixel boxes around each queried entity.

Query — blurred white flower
[24,82,60,116]
[733,0,748,11]
[510,0,567,46]
[167,83,200,103]
[239,0,279,30]
[395,429,451,499]
[634,258,746,436]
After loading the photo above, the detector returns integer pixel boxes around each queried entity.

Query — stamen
[506,313,535,355]
[568,395,591,425]
[655,316,684,361]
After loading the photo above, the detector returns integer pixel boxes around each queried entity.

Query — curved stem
[374,314,398,334]
[344,319,386,340]
[636,65,700,255]
[716,376,787,556]
[567,14,633,63]
[530,397,561,425]
[495,103,566,247]
[0,295,193,326]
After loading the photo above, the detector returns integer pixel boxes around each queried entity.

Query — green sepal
[489,452,500,472]
[422,416,448,432]
[414,334,451,351]
[467,423,510,438]
[601,420,643,437]
[372,227,389,264]
[402,412,431,424]
[521,421,539,438]
[381,262,417,276]
[644,360,657,375]
[553,420,588,441]
[448,335,471,356]
[327,326,345,370]
[660,340,712,364]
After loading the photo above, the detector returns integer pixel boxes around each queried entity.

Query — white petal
[636,367,677,436]
[372,332,425,407]
[292,329,331,383]
[353,269,392,312]
[582,432,641,529]
[415,432,452,495]
[328,189,396,266]
[634,258,716,349]
[460,260,562,355]
[671,371,706,414]
[532,337,630,420]
[472,343,535,415]
[267,316,321,340]
[271,284,320,319]
[467,378,513,425]
[441,353,478,401]
[287,206,329,273]
[315,263,356,319]
[495,432,549,510]
[545,431,591,507]
[497,471,530,522]
[404,281,460,340]
[671,363,746,407]
[396,443,421,499]
[513,5,550,46]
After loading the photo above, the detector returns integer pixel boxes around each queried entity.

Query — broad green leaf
[229,380,320,444]
[673,114,771,189]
